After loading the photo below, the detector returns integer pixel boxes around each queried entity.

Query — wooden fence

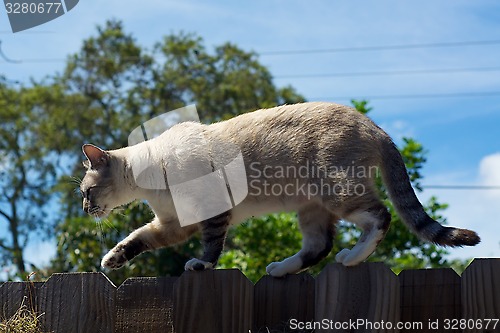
[0,258,499,333]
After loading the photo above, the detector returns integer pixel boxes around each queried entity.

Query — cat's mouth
[89,206,108,219]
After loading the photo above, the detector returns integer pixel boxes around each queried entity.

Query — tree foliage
[0,20,469,283]
[46,20,304,284]
[0,80,58,278]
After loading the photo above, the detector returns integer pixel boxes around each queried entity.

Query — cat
[80,102,480,277]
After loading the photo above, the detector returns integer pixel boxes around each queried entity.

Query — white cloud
[479,152,500,197]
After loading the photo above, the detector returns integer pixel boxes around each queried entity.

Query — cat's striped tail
[379,139,480,247]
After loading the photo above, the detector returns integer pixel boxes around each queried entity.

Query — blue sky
[1,0,499,272]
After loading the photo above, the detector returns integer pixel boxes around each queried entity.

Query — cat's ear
[82,144,110,169]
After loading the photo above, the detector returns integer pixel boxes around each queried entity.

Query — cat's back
[208,101,385,147]
[222,102,358,128]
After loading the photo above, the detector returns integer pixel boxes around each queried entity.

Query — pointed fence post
[0,280,43,321]
[253,273,315,331]
[461,258,500,333]
[115,276,177,333]
[173,269,253,333]
[315,262,399,333]
[38,272,116,333]
[399,268,461,332]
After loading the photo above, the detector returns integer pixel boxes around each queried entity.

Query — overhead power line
[313,91,500,101]
[422,185,500,190]
[1,38,500,64]
[274,66,500,79]
[261,39,500,56]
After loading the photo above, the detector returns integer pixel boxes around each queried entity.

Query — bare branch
[0,207,12,224]
[0,239,13,251]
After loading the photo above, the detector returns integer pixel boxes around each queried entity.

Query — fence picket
[38,272,116,333]
[115,276,177,333]
[0,259,498,333]
[461,258,500,333]
[315,262,399,333]
[399,268,461,332]
[173,269,253,333]
[253,273,315,332]
[0,281,43,320]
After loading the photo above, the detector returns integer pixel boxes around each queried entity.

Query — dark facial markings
[80,185,106,199]
[80,187,90,199]
[80,185,108,216]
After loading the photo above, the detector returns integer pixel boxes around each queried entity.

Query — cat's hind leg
[266,203,337,277]
[184,211,231,271]
[335,202,391,266]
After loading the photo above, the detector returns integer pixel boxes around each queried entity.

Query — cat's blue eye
[80,187,92,199]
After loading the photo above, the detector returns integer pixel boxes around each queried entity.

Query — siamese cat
[80,102,479,277]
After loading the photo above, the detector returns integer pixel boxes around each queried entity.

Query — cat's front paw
[101,245,128,269]
[266,255,302,277]
[266,262,287,277]
[266,261,296,277]
[184,258,214,271]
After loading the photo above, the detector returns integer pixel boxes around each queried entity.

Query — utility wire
[312,91,500,101]
[274,66,500,79]
[422,185,500,190]
[2,38,500,63]
[261,39,500,56]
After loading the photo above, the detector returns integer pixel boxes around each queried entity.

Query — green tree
[1,19,464,283]
[49,20,304,284]
[0,79,60,279]
[156,34,304,121]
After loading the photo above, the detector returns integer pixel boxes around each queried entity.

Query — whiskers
[69,176,83,198]
[69,176,83,186]
[69,173,123,246]
[88,202,118,247]
[93,214,117,245]
[94,218,108,245]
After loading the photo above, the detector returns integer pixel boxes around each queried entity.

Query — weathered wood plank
[253,273,315,332]
[173,269,253,333]
[0,260,498,331]
[461,258,500,333]
[399,268,461,332]
[315,262,400,333]
[0,281,43,320]
[38,272,116,333]
[115,276,177,333]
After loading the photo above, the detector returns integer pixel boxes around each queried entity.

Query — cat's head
[80,144,123,218]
